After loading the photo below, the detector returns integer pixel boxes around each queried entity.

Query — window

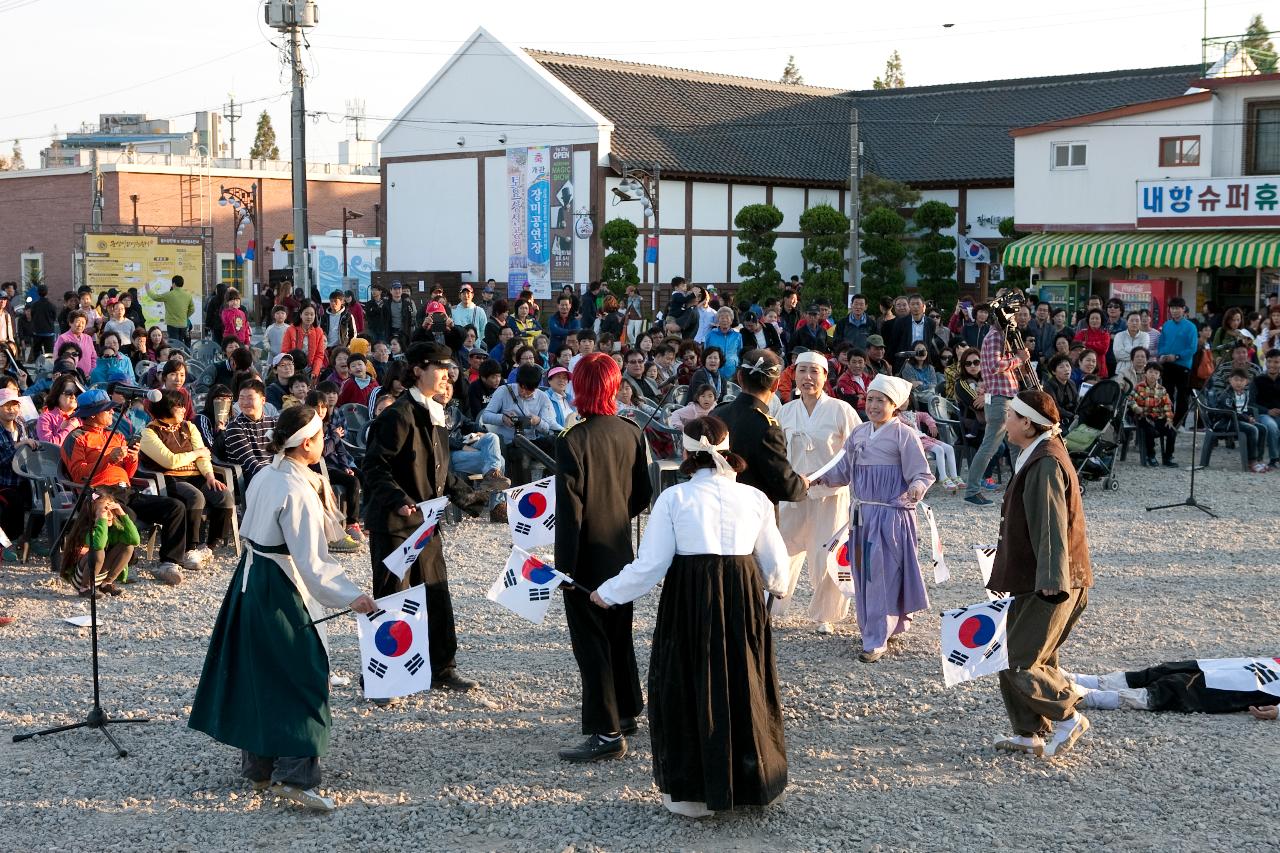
[19,252,43,287]
[1051,141,1087,170]
[217,254,244,287]
[1159,136,1200,167]
[1247,101,1280,175]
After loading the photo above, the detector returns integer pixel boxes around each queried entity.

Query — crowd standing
[1,272,1275,813]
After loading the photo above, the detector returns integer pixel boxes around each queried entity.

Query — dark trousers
[32,334,55,359]
[165,474,235,545]
[1127,660,1276,714]
[166,324,189,345]
[1162,362,1191,427]
[122,491,186,563]
[563,590,643,735]
[369,531,457,677]
[997,588,1088,737]
[327,468,362,526]
[0,482,30,545]
[1135,417,1176,463]
[241,750,320,788]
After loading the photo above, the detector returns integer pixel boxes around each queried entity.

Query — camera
[987,288,1026,329]
[510,415,533,433]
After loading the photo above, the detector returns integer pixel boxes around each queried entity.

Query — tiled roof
[529,52,1202,187]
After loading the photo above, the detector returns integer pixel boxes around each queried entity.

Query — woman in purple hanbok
[818,374,934,662]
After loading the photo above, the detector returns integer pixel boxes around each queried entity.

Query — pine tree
[1243,14,1277,74]
[780,55,804,85]
[249,110,280,160]
[872,50,905,89]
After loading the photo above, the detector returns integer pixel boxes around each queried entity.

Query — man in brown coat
[987,389,1093,759]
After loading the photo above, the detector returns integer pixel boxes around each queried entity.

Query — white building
[1007,53,1280,313]
[379,27,1200,304]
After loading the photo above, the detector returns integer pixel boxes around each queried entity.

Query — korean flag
[821,524,856,599]
[919,502,949,584]
[504,476,556,549]
[974,543,1001,600]
[1197,657,1280,698]
[356,585,432,699]
[940,596,1013,687]
[381,497,451,581]
[486,546,571,625]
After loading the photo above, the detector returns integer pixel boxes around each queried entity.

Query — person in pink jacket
[220,289,251,346]
[53,311,97,376]
[36,374,84,445]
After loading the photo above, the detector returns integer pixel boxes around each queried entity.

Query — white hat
[794,351,828,370]
[867,374,912,409]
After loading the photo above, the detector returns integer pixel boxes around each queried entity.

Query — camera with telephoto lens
[510,414,533,433]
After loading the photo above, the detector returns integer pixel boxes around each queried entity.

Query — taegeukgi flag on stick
[357,585,432,699]
[940,596,1012,687]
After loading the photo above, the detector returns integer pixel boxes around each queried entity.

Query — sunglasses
[964,359,981,366]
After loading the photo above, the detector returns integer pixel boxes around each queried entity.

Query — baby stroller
[1061,378,1127,493]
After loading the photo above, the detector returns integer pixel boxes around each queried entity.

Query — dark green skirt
[188,542,332,758]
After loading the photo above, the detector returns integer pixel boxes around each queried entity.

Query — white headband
[682,432,734,475]
[283,413,324,449]
[1010,396,1063,438]
[795,352,827,369]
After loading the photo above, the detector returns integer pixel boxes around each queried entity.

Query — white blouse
[595,469,791,606]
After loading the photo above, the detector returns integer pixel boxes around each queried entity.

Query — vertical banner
[526,146,552,300]
[549,145,574,285]
[506,148,528,299]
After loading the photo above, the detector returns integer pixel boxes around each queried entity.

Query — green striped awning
[1002,230,1280,269]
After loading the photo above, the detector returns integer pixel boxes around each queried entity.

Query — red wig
[573,351,620,416]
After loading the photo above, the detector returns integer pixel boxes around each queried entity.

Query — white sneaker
[1043,712,1090,758]
[1097,671,1130,691]
[270,783,336,812]
[815,622,834,635]
[1077,687,1120,710]
[1116,687,1151,710]
[182,549,207,570]
[994,733,1045,757]
[150,562,184,586]
[1063,671,1100,689]
[661,794,712,818]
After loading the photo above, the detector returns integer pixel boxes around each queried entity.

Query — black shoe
[434,670,476,691]
[558,734,627,763]
[620,717,639,736]
[1162,460,1180,469]
[1145,456,1158,467]
[963,494,992,506]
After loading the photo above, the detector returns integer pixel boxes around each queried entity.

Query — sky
[0,0,1273,166]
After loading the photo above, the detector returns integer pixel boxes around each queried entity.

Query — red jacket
[1073,328,1112,378]
[282,324,328,376]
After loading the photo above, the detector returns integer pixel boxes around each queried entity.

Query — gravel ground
[0,453,1277,853]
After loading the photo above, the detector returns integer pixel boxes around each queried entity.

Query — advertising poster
[84,233,204,328]
[506,147,528,298]
[525,146,551,299]
[549,145,574,285]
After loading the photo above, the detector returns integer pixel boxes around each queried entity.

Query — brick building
[0,152,380,311]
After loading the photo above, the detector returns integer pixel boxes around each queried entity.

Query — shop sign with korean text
[1136,177,1280,229]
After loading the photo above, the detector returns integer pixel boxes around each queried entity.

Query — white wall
[774,186,805,231]
[1013,100,1213,229]
[691,183,728,230]
[730,184,767,226]
[658,234,684,283]
[1207,80,1280,177]
[659,179,685,230]
[692,235,727,283]
[965,187,1015,239]
[380,31,603,159]
[386,158,478,273]
[775,236,804,281]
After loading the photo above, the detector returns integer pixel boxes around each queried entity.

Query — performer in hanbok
[555,352,652,763]
[189,404,376,812]
[988,390,1093,759]
[816,374,934,662]
[776,351,861,632]
[591,416,790,818]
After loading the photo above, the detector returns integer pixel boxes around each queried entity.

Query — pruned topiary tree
[912,200,958,311]
[860,206,908,308]
[799,203,850,311]
[734,203,785,304]
[599,218,639,296]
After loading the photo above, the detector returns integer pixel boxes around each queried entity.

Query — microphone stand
[13,405,149,756]
[1146,389,1215,518]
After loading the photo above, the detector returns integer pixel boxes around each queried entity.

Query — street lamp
[218,184,257,289]
[611,161,661,306]
[341,208,364,279]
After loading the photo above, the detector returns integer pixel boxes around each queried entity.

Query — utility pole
[224,94,242,159]
[90,149,103,229]
[847,101,860,302]
[266,0,317,298]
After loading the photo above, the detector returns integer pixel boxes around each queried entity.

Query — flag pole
[308,609,351,627]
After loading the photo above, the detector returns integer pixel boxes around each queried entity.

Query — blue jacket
[705,328,744,380]
[547,313,581,352]
[1160,317,1197,369]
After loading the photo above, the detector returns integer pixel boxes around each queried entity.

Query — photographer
[481,363,560,483]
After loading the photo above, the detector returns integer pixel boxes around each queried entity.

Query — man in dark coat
[884,294,938,372]
[363,342,486,692]
[713,348,807,505]
[363,283,391,343]
[555,352,652,762]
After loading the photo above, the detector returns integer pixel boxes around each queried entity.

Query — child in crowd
[265,305,290,356]
[336,354,379,408]
[835,348,874,416]
[898,407,961,490]
[1214,368,1270,473]
[284,376,310,410]
[60,490,139,597]
[1129,363,1178,468]
[220,289,251,346]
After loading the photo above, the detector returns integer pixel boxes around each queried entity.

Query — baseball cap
[866,334,886,347]
[0,388,20,406]
[425,301,446,315]
[460,283,473,292]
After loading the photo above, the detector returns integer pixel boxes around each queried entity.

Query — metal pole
[847,103,860,301]
[288,10,310,298]
[342,207,349,278]
[90,150,103,230]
